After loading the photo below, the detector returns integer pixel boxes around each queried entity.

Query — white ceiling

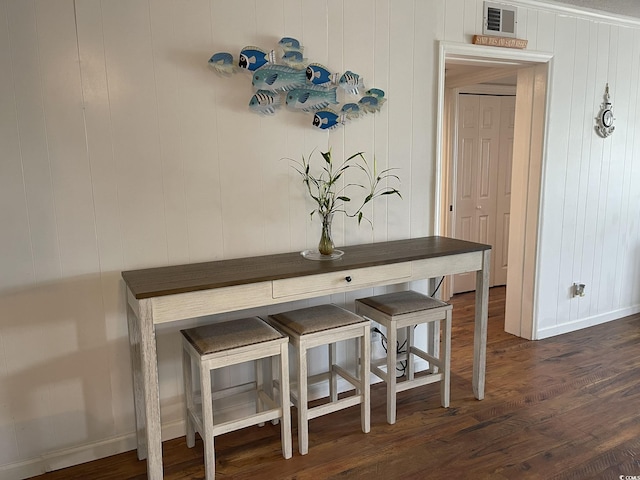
[547,0,640,18]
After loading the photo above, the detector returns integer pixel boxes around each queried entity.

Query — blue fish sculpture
[208,52,236,75]
[312,109,346,130]
[286,86,338,112]
[365,88,385,98]
[339,70,364,95]
[281,50,308,70]
[278,37,303,52]
[239,46,276,71]
[249,90,281,115]
[341,103,361,119]
[306,63,339,86]
[358,95,386,113]
[252,64,307,92]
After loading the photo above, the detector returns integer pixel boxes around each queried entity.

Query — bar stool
[267,304,370,455]
[355,290,452,424]
[181,317,292,480]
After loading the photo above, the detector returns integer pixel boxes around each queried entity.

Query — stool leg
[407,325,415,381]
[271,354,278,396]
[329,342,337,402]
[441,311,452,408]
[200,363,215,480]
[182,347,195,448]
[255,358,264,422]
[278,343,292,459]
[361,325,371,433]
[429,320,441,374]
[297,343,309,455]
[387,323,398,425]
[354,336,361,395]
[270,355,280,426]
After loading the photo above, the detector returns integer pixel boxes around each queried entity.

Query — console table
[122,236,491,479]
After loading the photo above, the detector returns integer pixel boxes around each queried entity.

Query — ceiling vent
[483,2,518,37]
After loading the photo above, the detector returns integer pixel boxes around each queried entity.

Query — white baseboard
[0,418,191,480]
[0,433,138,480]
[536,304,640,339]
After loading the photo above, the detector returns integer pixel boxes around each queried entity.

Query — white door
[453,94,515,294]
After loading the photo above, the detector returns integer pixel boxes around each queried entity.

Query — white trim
[509,0,640,27]
[0,433,138,479]
[435,40,553,236]
[436,41,553,340]
[440,41,554,66]
[531,60,555,341]
[537,305,640,339]
[434,44,447,235]
[0,419,188,480]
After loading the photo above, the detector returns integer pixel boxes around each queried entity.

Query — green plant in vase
[290,149,401,257]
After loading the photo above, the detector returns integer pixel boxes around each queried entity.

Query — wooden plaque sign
[473,34,528,49]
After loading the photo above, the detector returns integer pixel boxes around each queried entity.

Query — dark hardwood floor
[31,287,640,479]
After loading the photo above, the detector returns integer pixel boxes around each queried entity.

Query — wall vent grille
[483,2,517,38]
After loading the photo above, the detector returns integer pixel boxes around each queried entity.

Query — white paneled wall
[532,10,640,337]
[0,0,639,476]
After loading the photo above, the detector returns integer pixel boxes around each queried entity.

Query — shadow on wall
[0,272,183,465]
[0,271,263,467]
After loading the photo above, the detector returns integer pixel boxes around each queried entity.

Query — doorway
[435,42,553,340]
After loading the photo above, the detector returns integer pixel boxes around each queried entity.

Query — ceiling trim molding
[508,0,640,27]
[440,42,554,66]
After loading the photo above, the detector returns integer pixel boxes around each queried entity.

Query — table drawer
[272,263,411,299]
[411,251,483,277]
[151,282,273,323]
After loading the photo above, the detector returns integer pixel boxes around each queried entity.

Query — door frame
[434,41,554,340]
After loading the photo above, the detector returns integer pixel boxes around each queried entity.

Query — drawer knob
[345,276,352,283]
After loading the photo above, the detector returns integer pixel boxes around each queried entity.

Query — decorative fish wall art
[252,65,307,92]
[208,37,387,130]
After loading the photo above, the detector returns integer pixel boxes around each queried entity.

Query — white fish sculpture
[249,90,282,115]
[285,86,339,112]
[208,52,236,75]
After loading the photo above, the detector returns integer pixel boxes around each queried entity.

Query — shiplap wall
[0,0,639,476]
[530,7,640,337]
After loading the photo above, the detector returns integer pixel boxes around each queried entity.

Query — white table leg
[473,249,491,400]
[128,297,164,479]
[127,303,147,460]
[200,359,215,479]
[361,324,371,434]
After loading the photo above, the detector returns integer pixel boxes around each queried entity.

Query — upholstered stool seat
[267,304,370,455]
[355,290,452,424]
[181,317,292,480]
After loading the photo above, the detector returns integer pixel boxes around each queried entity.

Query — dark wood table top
[122,236,490,300]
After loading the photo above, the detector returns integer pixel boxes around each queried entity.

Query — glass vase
[318,213,335,256]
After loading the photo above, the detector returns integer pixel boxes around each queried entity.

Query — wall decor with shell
[208,37,386,130]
